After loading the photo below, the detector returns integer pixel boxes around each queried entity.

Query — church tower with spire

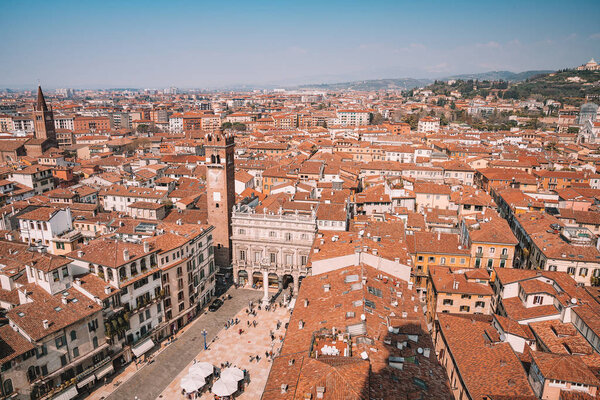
[33,86,57,145]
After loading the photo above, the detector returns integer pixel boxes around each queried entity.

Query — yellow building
[426,266,494,325]
[407,231,471,292]
[461,216,518,269]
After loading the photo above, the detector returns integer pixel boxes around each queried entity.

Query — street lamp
[202,329,207,350]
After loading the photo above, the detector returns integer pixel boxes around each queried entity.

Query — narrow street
[102,288,262,400]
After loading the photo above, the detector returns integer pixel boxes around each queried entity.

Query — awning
[132,338,155,357]
[76,374,96,388]
[51,385,78,400]
[95,362,114,379]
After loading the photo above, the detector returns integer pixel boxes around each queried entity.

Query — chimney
[42,320,49,329]
[143,241,150,253]
[123,249,130,261]
[298,320,304,329]
[61,297,68,305]
[437,232,441,241]
[316,387,325,399]
[104,286,111,295]
[176,219,182,225]
[304,299,309,307]
[74,278,81,286]
[453,280,459,290]
[281,384,288,394]
[77,250,84,258]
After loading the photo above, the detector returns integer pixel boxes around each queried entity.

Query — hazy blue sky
[1,0,599,88]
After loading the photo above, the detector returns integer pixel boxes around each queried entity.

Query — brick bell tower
[33,86,57,146]
[205,130,235,270]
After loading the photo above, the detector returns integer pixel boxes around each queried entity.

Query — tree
[221,122,233,129]
[232,122,246,131]
[370,113,385,125]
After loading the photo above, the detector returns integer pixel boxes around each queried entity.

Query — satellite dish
[417,347,423,354]
[360,314,366,321]
[571,298,577,304]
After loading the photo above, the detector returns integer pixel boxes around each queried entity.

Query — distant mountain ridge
[442,70,553,82]
[298,78,432,91]
[296,70,554,91]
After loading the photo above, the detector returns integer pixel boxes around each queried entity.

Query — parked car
[208,299,223,312]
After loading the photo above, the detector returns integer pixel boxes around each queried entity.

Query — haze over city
[2,2,600,400]
[1,0,600,88]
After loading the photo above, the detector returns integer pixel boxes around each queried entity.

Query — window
[239,250,246,261]
[428,256,435,263]
[73,347,79,358]
[461,294,471,299]
[567,267,575,275]
[501,248,508,255]
[487,259,493,269]
[92,336,98,349]
[52,271,59,282]
[36,345,47,359]
[443,299,453,306]
[3,379,13,395]
[60,354,67,367]
[459,306,470,312]
[417,256,424,262]
[88,319,98,332]
[475,301,485,308]
[270,253,276,263]
[440,257,446,265]
[489,247,495,254]
[580,268,589,277]
[55,335,66,348]
[301,255,308,266]
[533,295,543,305]
[70,330,77,341]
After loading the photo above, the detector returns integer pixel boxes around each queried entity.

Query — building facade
[231,205,316,301]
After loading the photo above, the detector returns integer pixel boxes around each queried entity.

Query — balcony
[475,251,483,258]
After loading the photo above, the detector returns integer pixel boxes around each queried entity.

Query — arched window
[140,258,147,271]
[211,155,216,163]
[216,155,221,164]
[119,267,126,279]
[3,379,13,395]
[130,262,137,276]
[27,366,36,382]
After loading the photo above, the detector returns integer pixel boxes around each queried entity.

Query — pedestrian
[247,320,250,327]
[271,334,275,341]
[265,351,269,358]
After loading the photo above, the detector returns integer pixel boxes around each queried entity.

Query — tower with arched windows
[205,130,235,269]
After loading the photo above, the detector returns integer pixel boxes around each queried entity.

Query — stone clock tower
[205,130,235,269]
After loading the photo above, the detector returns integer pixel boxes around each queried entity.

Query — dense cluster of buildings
[0,76,599,399]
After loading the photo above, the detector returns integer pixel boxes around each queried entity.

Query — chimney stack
[123,249,130,261]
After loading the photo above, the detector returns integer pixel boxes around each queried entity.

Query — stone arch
[238,270,248,285]
[268,273,279,289]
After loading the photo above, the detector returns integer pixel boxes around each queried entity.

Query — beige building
[426,266,494,326]
[231,204,316,302]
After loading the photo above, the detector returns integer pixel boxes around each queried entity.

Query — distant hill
[501,69,600,103]
[298,78,433,91]
[442,70,553,82]
[294,70,554,91]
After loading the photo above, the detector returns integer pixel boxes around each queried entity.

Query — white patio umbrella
[221,366,244,382]
[180,373,206,393]
[212,378,238,397]
[189,361,214,378]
